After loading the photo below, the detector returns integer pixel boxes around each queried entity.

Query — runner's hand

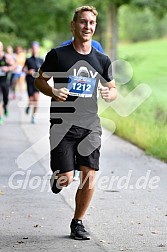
[99,86,110,101]
[1,66,9,72]
[29,69,35,75]
[52,87,69,101]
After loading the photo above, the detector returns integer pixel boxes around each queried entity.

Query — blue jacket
[61,39,104,53]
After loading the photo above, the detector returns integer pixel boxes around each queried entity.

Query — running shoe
[5,111,9,117]
[0,117,3,125]
[25,106,30,114]
[31,115,36,124]
[70,219,91,240]
[4,107,9,117]
[50,172,62,194]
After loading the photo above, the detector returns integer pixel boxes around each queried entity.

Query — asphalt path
[0,93,167,251]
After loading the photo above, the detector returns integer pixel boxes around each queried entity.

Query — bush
[119,5,167,42]
[0,32,27,48]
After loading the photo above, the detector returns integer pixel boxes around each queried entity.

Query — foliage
[0,0,167,50]
[0,15,16,33]
[0,32,27,49]
[101,38,167,161]
[132,0,167,17]
[4,0,57,45]
[119,5,167,42]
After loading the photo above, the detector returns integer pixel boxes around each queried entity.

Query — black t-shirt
[40,43,113,122]
[0,55,9,81]
[25,55,43,73]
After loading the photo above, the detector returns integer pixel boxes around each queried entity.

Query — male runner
[24,41,43,123]
[35,6,117,240]
[61,38,104,181]
[0,41,14,125]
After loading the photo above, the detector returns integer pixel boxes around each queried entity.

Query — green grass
[100,39,167,162]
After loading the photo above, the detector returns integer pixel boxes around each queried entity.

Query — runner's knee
[80,167,96,187]
[58,172,74,187]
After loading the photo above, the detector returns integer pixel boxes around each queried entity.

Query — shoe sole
[50,175,62,194]
[25,107,30,114]
[70,232,90,240]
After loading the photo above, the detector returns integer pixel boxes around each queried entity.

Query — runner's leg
[74,166,95,220]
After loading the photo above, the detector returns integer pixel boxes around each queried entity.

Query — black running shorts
[26,75,39,97]
[50,124,101,173]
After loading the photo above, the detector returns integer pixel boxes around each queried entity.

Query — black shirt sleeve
[101,56,113,84]
[40,49,58,75]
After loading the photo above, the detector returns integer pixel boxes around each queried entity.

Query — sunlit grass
[100,38,167,161]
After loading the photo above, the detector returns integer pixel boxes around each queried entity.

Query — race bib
[68,75,96,97]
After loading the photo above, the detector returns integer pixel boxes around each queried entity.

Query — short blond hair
[73,6,98,22]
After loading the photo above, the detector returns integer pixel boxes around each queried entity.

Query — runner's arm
[99,79,117,102]
[35,69,69,101]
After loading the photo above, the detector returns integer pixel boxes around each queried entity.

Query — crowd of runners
[0,41,43,125]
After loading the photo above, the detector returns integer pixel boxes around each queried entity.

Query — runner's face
[32,45,39,56]
[73,11,97,42]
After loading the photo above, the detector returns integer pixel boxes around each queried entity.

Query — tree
[4,0,57,44]
[105,1,131,61]
[1,0,166,53]
[0,0,86,47]
[119,5,167,42]
[82,0,132,60]
[84,0,167,61]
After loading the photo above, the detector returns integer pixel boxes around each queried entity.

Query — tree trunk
[106,3,118,61]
